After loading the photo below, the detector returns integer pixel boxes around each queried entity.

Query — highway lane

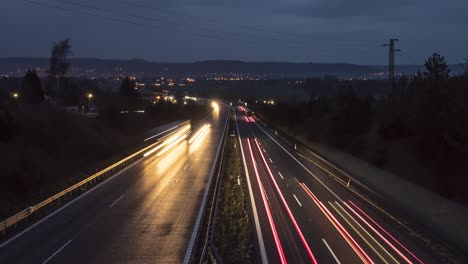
[0,105,229,264]
[237,111,361,263]
[236,107,438,264]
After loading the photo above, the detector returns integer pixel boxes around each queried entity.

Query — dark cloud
[0,0,466,64]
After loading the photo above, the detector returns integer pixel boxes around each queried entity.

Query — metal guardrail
[252,113,463,263]
[0,121,191,236]
[183,106,229,264]
[252,114,380,200]
[197,109,230,264]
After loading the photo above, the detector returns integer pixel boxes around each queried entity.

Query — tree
[378,76,413,140]
[119,77,139,108]
[20,69,44,104]
[329,85,372,149]
[424,53,450,80]
[46,39,72,98]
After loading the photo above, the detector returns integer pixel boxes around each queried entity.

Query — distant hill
[0,58,464,78]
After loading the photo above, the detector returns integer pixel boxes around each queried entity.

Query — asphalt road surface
[235,107,439,264]
[0,105,229,264]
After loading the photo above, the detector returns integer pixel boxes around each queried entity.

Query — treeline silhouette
[255,53,468,205]
[0,40,210,218]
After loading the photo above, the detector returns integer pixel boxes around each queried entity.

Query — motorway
[235,106,438,264]
[0,105,229,264]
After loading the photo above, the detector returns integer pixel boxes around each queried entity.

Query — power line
[382,39,400,81]
[25,0,384,62]
[51,0,370,50]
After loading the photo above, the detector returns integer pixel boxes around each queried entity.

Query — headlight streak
[143,125,191,157]
[329,202,399,264]
[191,126,210,147]
[253,138,318,264]
[157,124,191,142]
[211,102,219,111]
[247,139,287,264]
[143,142,165,157]
[156,134,187,157]
[346,201,422,264]
[300,182,375,264]
[189,124,210,144]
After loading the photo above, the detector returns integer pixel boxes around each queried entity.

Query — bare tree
[46,39,72,99]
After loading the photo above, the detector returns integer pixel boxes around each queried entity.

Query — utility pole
[382,39,400,81]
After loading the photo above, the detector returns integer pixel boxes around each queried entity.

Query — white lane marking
[254,123,344,202]
[183,106,229,264]
[184,163,189,170]
[109,195,124,208]
[233,110,268,264]
[42,240,72,264]
[0,159,141,249]
[293,194,302,207]
[322,238,341,264]
[269,158,273,163]
[278,171,284,179]
[262,148,266,153]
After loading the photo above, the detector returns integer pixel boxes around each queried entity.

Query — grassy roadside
[213,133,256,263]
[253,110,468,263]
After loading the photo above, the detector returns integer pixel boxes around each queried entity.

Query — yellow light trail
[143,142,165,157]
[144,125,191,157]
[157,134,187,157]
[189,124,210,144]
[192,126,210,146]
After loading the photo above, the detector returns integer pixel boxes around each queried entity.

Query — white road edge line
[0,158,142,249]
[322,238,341,264]
[278,171,284,179]
[235,109,268,264]
[109,195,125,208]
[254,123,345,203]
[183,106,229,264]
[42,240,72,264]
[293,194,302,207]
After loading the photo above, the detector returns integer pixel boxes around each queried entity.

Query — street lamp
[88,93,93,116]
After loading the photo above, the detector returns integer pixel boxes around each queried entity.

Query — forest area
[254,53,468,206]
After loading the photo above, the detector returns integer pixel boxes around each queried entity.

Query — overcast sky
[1,0,467,64]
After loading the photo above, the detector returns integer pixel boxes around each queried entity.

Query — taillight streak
[346,201,423,264]
[253,138,318,264]
[247,139,287,264]
[300,183,375,264]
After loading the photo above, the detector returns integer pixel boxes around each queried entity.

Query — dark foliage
[20,69,44,104]
[119,77,139,108]
[254,53,468,205]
